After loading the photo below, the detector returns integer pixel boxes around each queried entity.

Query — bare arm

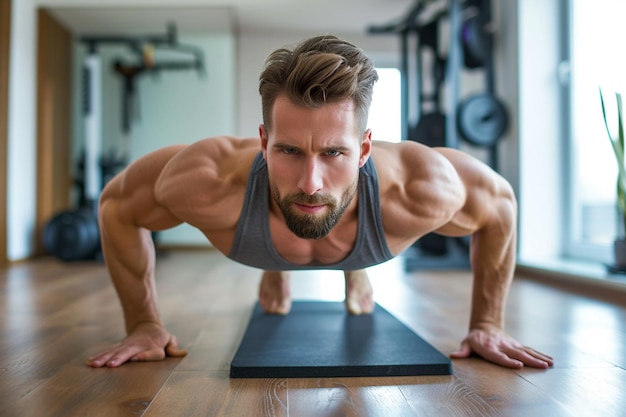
[432,147,517,331]
[87,146,188,367]
[433,147,553,369]
[87,138,257,368]
[376,141,552,369]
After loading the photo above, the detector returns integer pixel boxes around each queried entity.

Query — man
[87,35,553,370]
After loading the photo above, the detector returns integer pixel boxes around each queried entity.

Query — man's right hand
[86,322,188,368]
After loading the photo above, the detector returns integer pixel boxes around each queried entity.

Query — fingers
[87,335,187,368]
[165,335,188,358]
[87,345,141,368]
[504,346,554,369]
[479,347,525,369]
[525,346,554,366]
[86,353,108,368]
[127,346,168,363]
[449,341,472,359]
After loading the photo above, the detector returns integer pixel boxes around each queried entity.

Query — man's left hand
[450,326,554,369]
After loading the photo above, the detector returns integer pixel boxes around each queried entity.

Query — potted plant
[600,89,626,268]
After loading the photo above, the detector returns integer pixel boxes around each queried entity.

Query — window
[566,0,626,262]
[368,68,402,143]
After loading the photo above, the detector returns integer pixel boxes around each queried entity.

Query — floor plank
[144,371,289,417]
[519,367,626,417]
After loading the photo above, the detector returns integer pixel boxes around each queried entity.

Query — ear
[358,129,373,168]
[259,124,269,159]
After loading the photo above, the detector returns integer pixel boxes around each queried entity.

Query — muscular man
[87,35,553,370]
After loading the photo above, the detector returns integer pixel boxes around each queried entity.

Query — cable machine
[369,0,508,269]
[43,23,205,262]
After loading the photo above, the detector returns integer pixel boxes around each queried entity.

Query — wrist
[469,319,503,333]
[126,319,163,334]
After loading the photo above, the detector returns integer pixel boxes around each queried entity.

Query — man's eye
[327,150,341,157]
[282,148,298,154]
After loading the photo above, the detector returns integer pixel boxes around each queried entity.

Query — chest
[269,216,358,265]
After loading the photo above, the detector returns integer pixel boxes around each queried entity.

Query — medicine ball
[43,209,100,261]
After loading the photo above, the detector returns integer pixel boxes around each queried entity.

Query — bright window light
[368,68,402,143]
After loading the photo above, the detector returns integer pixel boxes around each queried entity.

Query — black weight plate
[461,16,486,69]
[457,93,508,147]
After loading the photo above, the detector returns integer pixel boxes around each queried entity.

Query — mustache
[284,193,335,206]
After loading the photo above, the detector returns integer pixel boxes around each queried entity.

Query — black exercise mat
[230,301,452,378]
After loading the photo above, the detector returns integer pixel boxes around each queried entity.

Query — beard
[270,181,358,240]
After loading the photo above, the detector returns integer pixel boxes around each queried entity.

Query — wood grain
[1,251,625,416]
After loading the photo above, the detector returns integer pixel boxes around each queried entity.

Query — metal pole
[84,51,102,209]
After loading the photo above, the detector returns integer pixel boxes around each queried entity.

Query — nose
[297,157,323,195]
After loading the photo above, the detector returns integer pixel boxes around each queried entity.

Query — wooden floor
[1,250,625,417]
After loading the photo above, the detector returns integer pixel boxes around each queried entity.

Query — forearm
[468,198,517,330]
[100,201,162,334]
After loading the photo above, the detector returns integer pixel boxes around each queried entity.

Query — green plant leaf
[600,89,626,219]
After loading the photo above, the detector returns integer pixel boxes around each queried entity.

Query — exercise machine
[369,0,507,269]
[43,23,205,261]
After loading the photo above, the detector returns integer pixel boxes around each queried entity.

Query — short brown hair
[259,35,378,134]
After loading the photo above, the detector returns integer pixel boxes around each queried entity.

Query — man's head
[259,35,378,135]
[257,36,378,240]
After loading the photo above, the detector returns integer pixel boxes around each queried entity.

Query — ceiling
[49,0,417,37]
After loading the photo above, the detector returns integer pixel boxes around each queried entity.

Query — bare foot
[344,270,374,315]
[259,271,292,314]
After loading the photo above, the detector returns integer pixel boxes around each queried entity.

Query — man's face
[260,96,372,240]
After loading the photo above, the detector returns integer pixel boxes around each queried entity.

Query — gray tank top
[227,152,394,270]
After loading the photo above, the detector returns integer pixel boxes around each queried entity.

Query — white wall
[7,0,38,260]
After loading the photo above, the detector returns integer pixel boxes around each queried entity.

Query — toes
[346,299,363,315]
[345,297,374,315]
[259,271,291,314]
[260,298,291,315]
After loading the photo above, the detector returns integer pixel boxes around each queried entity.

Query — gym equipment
[370,0,507,153]
[43,23,205,262]
[230,301,452,378]
[456,0,508,167]
[369,0,505,269]
[461,13,488,69]
[111,24,205,135]
[411,19,448,148]
[370,1,452,148]
[42,151,122,262]
[457,92,508,147]
[369,0,467,265]
[43,209,100,262]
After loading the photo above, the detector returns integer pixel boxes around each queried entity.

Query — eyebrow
[272,142,353,153]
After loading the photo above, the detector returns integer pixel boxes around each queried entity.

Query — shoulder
[370,141,468,240]
[157,137,259,189]
[153,137,261,224]
[371,140,505,195]
[371,140,465,204]
[370,141,515,242]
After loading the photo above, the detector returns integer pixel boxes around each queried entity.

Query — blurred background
[2,0,625,280]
